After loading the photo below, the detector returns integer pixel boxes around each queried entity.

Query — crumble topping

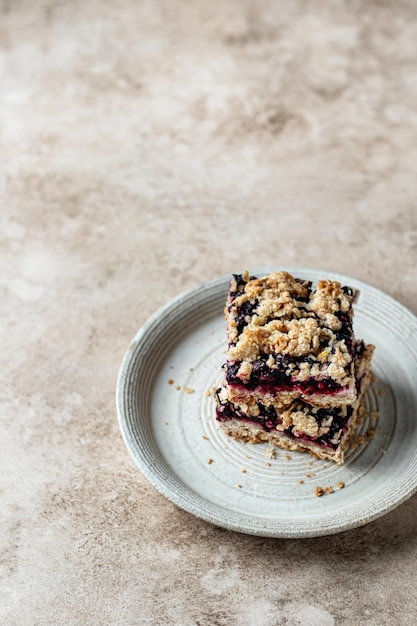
[226,272,355,386]
[308,279,351,316]
[236,360,253,382]
[277,404,340,438]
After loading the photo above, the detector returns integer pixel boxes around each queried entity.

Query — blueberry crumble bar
[225,271,361,407]
[216,342,374,464]
[216,271,375,464]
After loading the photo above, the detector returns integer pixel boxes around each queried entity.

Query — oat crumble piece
[315,486,324,497]
[214,271,375,465]
[324,486,333,494]
[224,272,366,406]
[265,447,276,459]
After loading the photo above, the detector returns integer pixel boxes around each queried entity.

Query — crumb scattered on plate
[167,379,174,385]
[184,386,194,394]
[266,447,276,459]
[337,481,345,489]
[315,486,324,497]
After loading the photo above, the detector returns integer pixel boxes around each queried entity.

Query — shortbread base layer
[218,411,360,464]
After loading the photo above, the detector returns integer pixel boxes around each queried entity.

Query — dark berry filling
[334,311,354,353]
[235,299,259,334]
[226,358,346,395]
[229,273,256,300]
[215,392,353,450]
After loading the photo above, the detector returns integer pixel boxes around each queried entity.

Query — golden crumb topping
[226,272,355,386]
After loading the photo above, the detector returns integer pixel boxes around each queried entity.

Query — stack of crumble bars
[215,271,375,464]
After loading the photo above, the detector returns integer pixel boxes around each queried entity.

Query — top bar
[225,271,359,407]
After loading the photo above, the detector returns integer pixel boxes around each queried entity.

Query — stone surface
[1,1,417,624]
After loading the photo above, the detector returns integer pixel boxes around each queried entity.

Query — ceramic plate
[116,268,417,537]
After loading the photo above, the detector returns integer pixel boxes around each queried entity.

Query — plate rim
[116,266,417,537]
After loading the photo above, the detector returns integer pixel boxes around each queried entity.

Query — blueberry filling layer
[215,392,354,450]
[226,358,347,394]
[334,311,354,353]
[235,299,258,334]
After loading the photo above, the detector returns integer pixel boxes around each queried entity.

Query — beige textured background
[2,1,417,624]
